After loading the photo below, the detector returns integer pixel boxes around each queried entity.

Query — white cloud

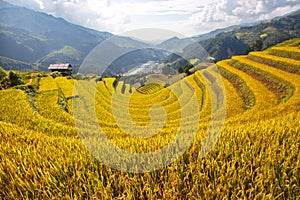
[186,0,300,35]
[5,0,300,36]
[33,0,44,9]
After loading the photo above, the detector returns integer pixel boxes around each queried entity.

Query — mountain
[198,10,300,61]
[104,8,300,76]
[191,24,252,42]
[0,0,112,71]
[1,0,299,74]
[0,55,33,71]
[156,24,257,52]
[78,35,168,76]
[157,37,196,52]
[156,9,300,62]
[0,0,169,74]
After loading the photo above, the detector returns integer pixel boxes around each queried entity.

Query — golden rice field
[0,38,300,199]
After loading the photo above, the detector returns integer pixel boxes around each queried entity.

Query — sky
[6,0,300,39]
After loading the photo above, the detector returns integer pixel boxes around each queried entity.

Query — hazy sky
[6,0,300,37]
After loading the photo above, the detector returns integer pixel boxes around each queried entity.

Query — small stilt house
[48,63,72,75]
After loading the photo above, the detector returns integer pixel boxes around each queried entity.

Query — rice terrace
[0,37,299,198]
[1,0,300,199]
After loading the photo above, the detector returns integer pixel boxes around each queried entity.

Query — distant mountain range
[0,0,112,71]
[158,10,300,62]
[196,10,300,61]
[0,0,299,73]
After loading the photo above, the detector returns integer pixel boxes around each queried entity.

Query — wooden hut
[48,63,72,75]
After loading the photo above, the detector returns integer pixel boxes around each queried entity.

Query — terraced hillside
[0,39,300,199]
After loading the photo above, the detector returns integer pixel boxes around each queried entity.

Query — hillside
[1,0,300,75]
[0,55,34,71]
[1,0,299,75]
[198,10,300,61]
[0,0,112,71]
[0,0,180,75]
[0,39,300,198]
[0,0,171,74]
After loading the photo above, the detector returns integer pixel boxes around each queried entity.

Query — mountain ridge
[158,9,300,62]
[197,9,300,61]
[0,0,299,73]
[0,0,112,71]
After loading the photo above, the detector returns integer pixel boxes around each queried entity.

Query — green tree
[177,63,194,76]
[0,67,7,82]
[177,66,184,73]
[51,71,62,78]
[8,71,23,86]
[243,45,253,55]
[243,39,263,54]
[253,39,263,51]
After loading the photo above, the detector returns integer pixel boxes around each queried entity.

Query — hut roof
[48,63,72,70]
